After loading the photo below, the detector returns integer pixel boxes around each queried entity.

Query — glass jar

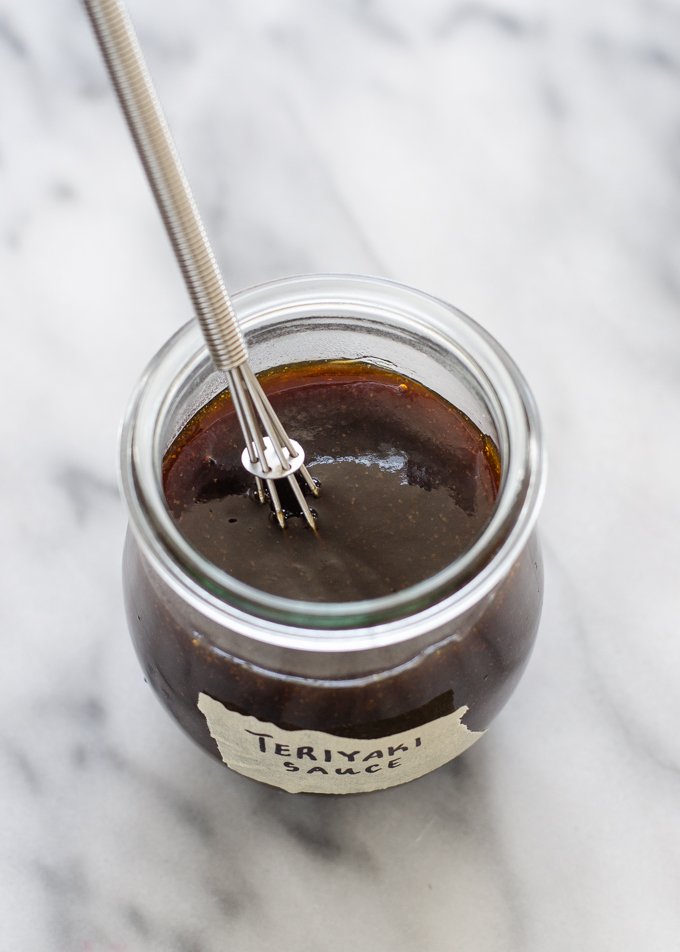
[119,274,546,794]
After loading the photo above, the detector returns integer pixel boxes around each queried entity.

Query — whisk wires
[229,364,319,528]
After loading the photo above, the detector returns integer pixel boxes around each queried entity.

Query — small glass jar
[119,274,546,794]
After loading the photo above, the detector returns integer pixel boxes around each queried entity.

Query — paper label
[198,692,485,794]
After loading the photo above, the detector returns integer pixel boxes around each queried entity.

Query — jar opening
[120,275,545,635]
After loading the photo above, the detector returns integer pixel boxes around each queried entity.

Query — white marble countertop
[2,1,680,949]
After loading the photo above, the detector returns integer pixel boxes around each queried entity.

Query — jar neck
[120,274,545,638]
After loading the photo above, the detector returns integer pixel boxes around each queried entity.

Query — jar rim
[119,273,546,646]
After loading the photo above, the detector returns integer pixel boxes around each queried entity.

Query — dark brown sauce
[123,360,541,772]
[125,530,542,750]
[163,361,500,602]
[125,363,542,766]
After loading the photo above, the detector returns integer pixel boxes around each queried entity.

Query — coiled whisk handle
[82,0,247,372]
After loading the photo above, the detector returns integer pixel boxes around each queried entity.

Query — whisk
[83,0,319,529]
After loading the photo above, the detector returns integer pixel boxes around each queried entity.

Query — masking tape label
[198,692,485,794]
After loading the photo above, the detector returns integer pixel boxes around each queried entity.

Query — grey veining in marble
[1,0,680,949]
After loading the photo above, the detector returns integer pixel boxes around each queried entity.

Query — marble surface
[2,0,680,949]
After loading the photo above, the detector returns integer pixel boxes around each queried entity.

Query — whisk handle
[82,0,248,372]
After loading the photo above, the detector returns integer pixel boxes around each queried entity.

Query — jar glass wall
[119,275,546,793]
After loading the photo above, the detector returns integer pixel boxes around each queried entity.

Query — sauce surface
[163,361,500,602]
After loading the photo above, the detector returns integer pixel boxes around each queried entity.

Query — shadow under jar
[120,274,546,795]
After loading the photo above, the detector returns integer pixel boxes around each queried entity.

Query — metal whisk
[83,0,319,529]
